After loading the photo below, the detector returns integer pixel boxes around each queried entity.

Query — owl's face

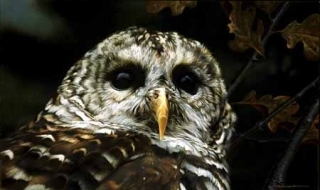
[50,27,231,151]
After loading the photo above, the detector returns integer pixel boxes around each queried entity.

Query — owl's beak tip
[158,116,167,140]
[151,88,169,140]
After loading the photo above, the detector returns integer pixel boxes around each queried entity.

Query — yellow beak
[151,88,169,140]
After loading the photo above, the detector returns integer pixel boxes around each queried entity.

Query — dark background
[0,1,318,189]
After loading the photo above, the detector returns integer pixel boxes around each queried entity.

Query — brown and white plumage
[0,26,235,190]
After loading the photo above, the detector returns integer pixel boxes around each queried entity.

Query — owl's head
[44,27,234,153]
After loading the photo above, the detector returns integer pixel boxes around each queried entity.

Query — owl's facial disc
[150,88,169,140]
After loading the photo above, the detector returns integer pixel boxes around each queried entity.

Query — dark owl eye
[109,65,144,90]
[173,66,200,95]
[112,71,134,90]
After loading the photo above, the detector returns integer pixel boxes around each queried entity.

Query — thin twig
[244,136,288,143]
[227,1,290,97]
[270,185,309,189]
[267,98,319,189]
[258,76,319,128]
[230,76,319,149]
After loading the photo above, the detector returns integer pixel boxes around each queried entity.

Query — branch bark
[230,76,319,149]
[227,1,290,97]
[267,97,319,189]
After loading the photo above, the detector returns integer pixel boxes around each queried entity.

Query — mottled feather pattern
[0,26,235,189]
[0,121,228,190]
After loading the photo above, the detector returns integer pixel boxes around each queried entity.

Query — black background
[0,1,318,189]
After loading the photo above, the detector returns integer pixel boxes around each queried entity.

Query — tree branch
[257,77,319,129]
[267,97,319,189]
[227,1,290,97]
[230,76,319,149]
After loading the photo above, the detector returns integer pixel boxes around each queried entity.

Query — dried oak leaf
[227,1,265,56]
[241,90,270,116]
[303,114,319,145]
[146,1,197,16]
[240,91,300,133]
[240,91,318,144]
[280,14,320,61]
[266,96,300,133]
[254,1,283,15]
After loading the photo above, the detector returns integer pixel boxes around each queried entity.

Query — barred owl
[0,27,235,190]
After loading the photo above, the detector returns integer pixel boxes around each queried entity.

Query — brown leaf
[302,114,319,145]
[146,1,197,16]
[254,1,283,15]
[241,91,270,116]
[267,96,300,133]
[240,91,300,133]
[280,14,320,61]
[240,91,318,144]
[227,1,265,56]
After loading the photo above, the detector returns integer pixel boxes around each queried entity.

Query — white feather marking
[56,109,67,116]
[172,164,178,169]
[74,110,92,121]
[130,142,135,152]
[129,153,144,161]
[118,147,128,158]
[36,134,55,142]
[6,166,32,181]
[204,180,218,190]
[204,158,227,170]
[94,128,115,134]
[30,145,47,154]
[137,35,143,41]
[102,153,118,168]
[1,150,14,160]
[151,137,207,157]
[73,77,82,85]
[70,96,85,108]
[87,168,107,181]
[42,152,51,157]
[49,154,65,162]
[180,183,187,190]
[60,96,69,105]
[215,131,226,145]
[183,162,222,190]
[60,123,98,130]
[25,184,52,190]
[64,158,72,163]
